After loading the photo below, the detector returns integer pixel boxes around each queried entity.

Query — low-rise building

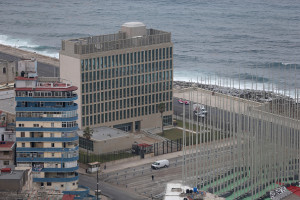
[0,170,30,192]
[0,141,15,169]
[0,59,16,85]
[0,110,16,142]
[78,126,136,154]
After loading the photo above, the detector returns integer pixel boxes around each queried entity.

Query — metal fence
[79,148,138,164]
[153,139,182,156]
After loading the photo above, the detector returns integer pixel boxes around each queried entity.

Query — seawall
[0,44,59,67]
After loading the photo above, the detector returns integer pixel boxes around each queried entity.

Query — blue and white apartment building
[15,58,90,198]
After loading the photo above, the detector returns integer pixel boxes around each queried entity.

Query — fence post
[180,138,182,150]
[171,140,173,152]
[163,141,165,154]
[167,140,169,153]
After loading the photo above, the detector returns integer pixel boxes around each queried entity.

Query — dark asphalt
[79,174,146,200]
[0,51,59,77]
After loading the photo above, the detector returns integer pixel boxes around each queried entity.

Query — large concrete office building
[60,22,173,131]
[15,59,90,197]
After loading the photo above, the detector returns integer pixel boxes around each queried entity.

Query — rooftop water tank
[121,22,147,38]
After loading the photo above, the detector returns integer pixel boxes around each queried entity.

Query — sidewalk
[78,149,184,175]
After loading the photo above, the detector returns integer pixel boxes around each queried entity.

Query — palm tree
[158,103,165,135]
[83,127,93,163]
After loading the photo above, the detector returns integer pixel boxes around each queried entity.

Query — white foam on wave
[174,71,298,99]
[0,34,59,58]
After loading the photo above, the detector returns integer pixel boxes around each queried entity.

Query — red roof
[0,141,15,149]
[62,194,75,200]
[15,77,38,80]
[138,143,152,147]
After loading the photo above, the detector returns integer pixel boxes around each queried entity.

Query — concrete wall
[59,54,81,129]
[0,60,16,84]
[80,133,136,154]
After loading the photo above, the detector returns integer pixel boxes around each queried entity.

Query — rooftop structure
[164,182,225,200]
[62,22,171,55]
[15,58,90,198]
[0,59,16,85]
[78,126,137,154]
[60,22,173,131]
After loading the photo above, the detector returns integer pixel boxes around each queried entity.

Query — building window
[3,161,9,165]
[3,151,9,155]
[52,153,55,157]
[22,143,25,147]
[47,182,52,186]
[21,132,25,137]
[19,124,24,127]
[33,124,39,127]
[51,143,55,147]
[61,184,64,188]
[2,67,6,74]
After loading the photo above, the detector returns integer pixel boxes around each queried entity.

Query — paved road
[79,174,146,200]
[0,51,59,77]
[97,143,235,199]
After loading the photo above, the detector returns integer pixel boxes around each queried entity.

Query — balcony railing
[16,105,78,112]
[16,145,79,152]
[17,155,79,162]
[32,165,79,172]
[16,124,79,132]
[33,172,79,182]
[16,135,78,142]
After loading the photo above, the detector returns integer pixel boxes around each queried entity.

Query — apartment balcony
[32,165,79,172]
[33,172,79,182]
[15,94,78,102]
[15,103,78,112]
[16,144,79,152]
[16,155,79,162]
[16,124,79,132]
[17,134,78,142]
[16,115,78,122]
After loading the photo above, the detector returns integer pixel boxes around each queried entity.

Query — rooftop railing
[62,29,171,55]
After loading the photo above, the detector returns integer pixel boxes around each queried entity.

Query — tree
[158,103,165,135]
[83,127,93,163]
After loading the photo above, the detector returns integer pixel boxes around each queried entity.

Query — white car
[193,104,207,113]
[195,112,206,118]
[151,159,170,169]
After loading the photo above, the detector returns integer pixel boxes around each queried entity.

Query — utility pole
[95,163,101,200]
[97,166,99,200]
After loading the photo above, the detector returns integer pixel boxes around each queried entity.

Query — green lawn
[158,128,223,145]
[175,119,208,131]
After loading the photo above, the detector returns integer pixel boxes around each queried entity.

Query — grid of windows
[80,47,173,127]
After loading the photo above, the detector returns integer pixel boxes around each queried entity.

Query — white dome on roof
[122,22,145,28]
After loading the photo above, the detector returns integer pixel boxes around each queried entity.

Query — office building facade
[60,22,173,131]
[15,59,89,197]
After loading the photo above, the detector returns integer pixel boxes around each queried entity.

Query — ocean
[0,0,299,97]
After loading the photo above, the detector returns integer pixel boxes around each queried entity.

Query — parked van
[151,159,169,169]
